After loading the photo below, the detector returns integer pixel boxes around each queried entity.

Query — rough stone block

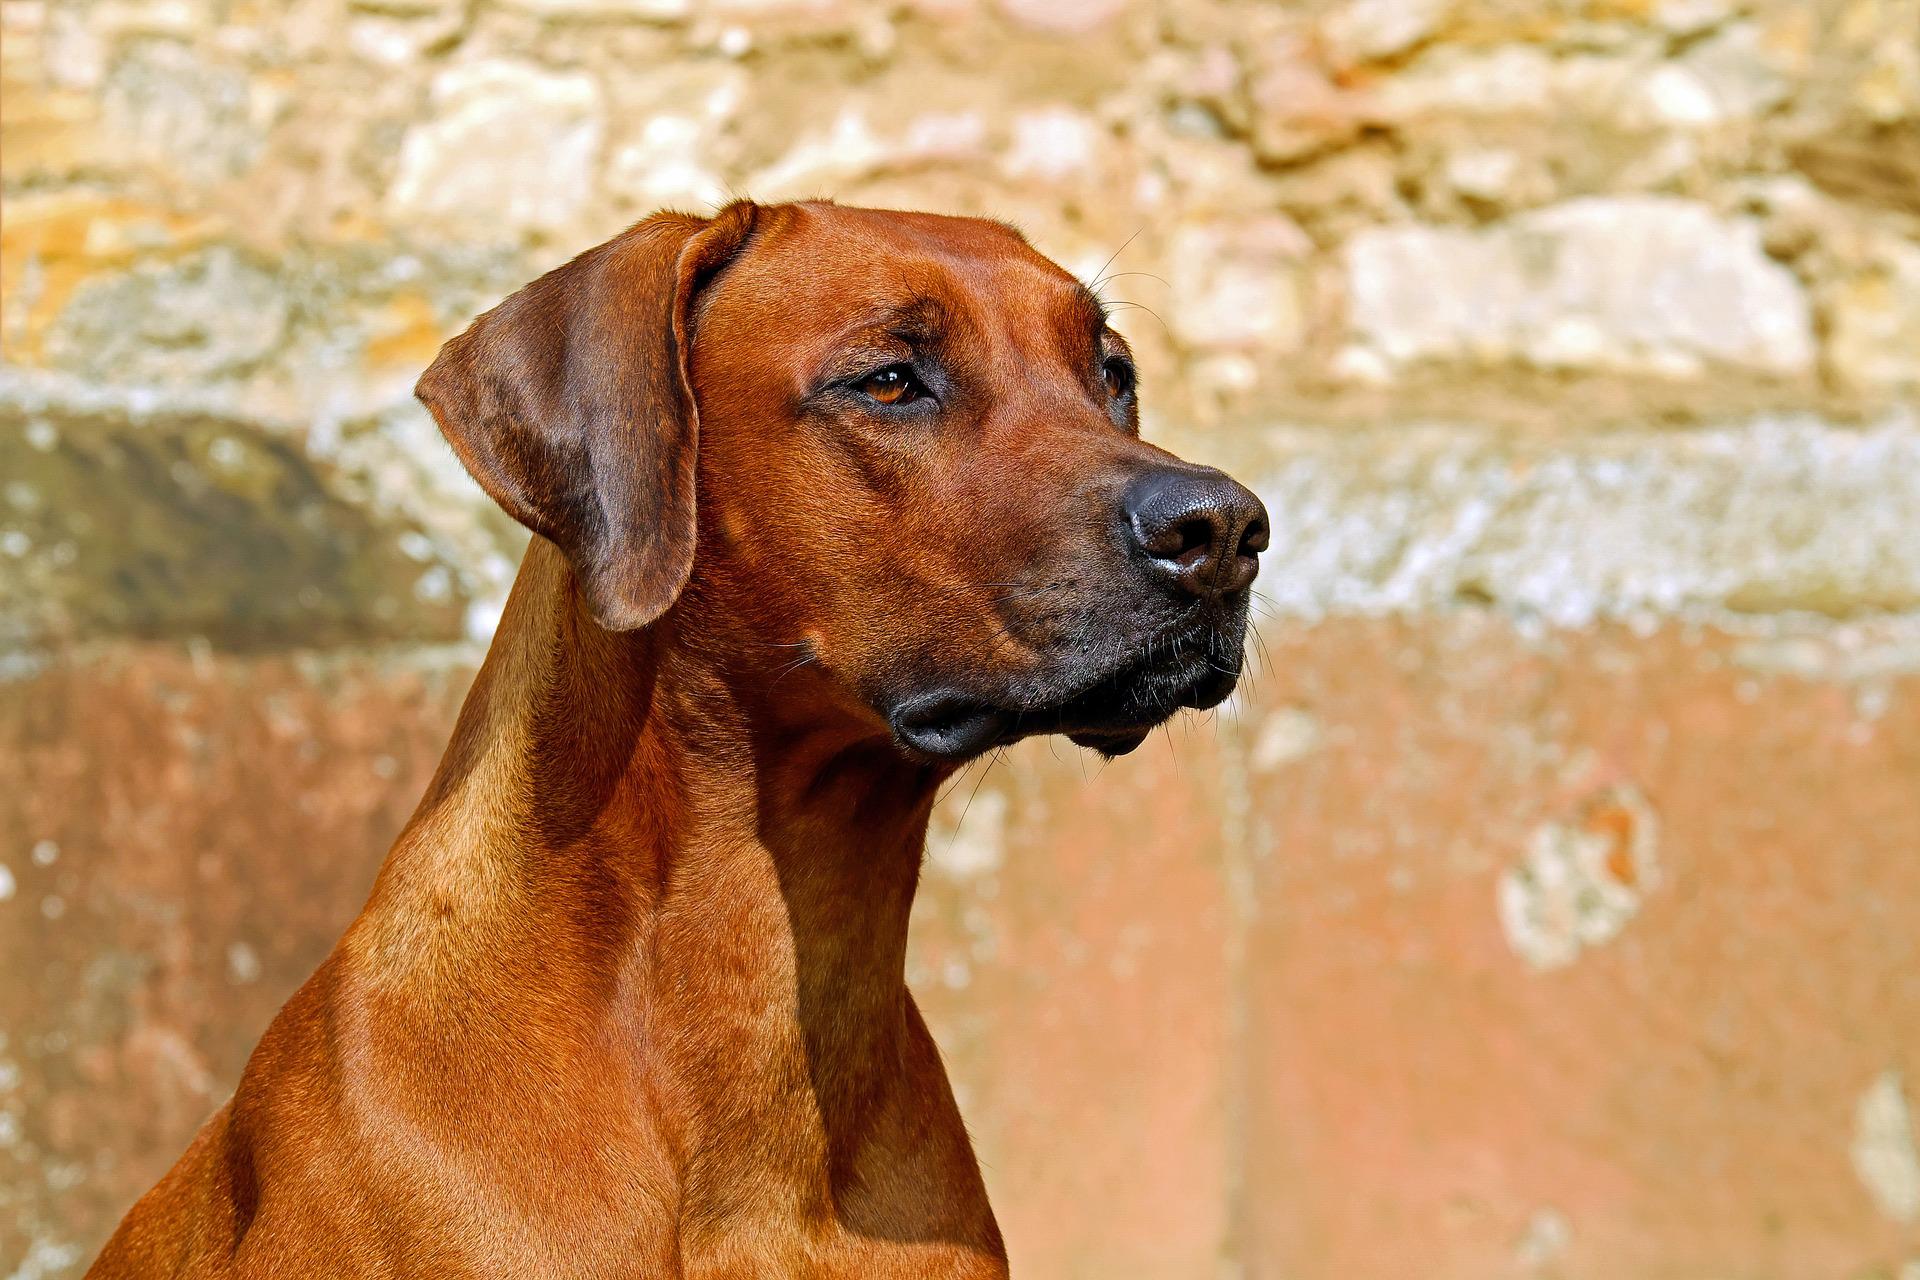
[0,398,476,649]
[1238,616,1920,1280]
[1829,238,1920,392]
[1247,415,1920,626]
[1166,217,1310,352]
[388,60,604,235]
[1343,198,1817,375]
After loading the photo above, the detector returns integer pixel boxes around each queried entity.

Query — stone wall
[3,0,1919,1275]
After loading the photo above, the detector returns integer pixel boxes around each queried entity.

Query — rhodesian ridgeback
[91,199,1267,1278]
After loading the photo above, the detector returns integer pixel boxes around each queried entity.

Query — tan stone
[1844,0,1920,120]
[0,193,217,361]
[994,0,1128,35]
[745,102,1001,201]
[1000,106,1102,184]
[1166,217,1310,351]
[1371,44,1560,118]
[1343,197,1817,375]
[1318,0,1448,67]
[1244,30,1364,162]
[98,39,262,184]
[0,77,107,183]
[43,248,288,385]
[499,0,690,17]
[607,114,731,210]
[1828,238,1920,392]
[388,60,605,235]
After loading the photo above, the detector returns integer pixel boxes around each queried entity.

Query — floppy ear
[417,202,759,631]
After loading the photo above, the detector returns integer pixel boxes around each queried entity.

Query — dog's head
[419,200,1266,764]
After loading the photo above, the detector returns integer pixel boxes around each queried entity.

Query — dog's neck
[355,539,954,1190]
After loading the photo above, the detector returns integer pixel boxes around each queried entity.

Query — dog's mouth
[888,620,1245,764]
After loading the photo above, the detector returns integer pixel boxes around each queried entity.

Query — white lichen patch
[1252,706,1323,771]
[1498,784,1661,970]
[1514,1207,1571,1269]
[1852,1069,1920,1223]
[226,940,262,985]
[8,1237,83,1280]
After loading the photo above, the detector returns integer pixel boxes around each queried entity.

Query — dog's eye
[858,365,924,407]
[1102,357,1136,399]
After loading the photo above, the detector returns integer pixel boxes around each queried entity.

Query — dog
[89,199,1267,1278]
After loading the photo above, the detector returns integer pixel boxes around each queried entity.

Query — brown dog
[89,200,1267,1278]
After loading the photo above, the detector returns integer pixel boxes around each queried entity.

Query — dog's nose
[1121,466,1269,600]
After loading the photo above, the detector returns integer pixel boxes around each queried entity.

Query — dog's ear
[417,202,759,631]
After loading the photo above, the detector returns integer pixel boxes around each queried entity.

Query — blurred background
[3,0,1919,1275]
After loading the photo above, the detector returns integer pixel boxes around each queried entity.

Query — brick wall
[2,0,1917,1274]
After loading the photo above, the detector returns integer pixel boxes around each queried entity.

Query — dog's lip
[1062,725,1154,758]
[887,623,1242,763]
[888,694,1016,762]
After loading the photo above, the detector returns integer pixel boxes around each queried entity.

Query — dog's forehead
[718,201,1097,340]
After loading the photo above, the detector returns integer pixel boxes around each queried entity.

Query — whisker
[769,653,820,690]
[1086,228,1145,295]
[935,750,1004,857]
[1098,298,1173,340]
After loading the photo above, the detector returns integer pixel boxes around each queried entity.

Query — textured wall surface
[3,0,1919,1275]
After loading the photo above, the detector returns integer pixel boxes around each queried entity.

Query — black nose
[1121,466,1269,600]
